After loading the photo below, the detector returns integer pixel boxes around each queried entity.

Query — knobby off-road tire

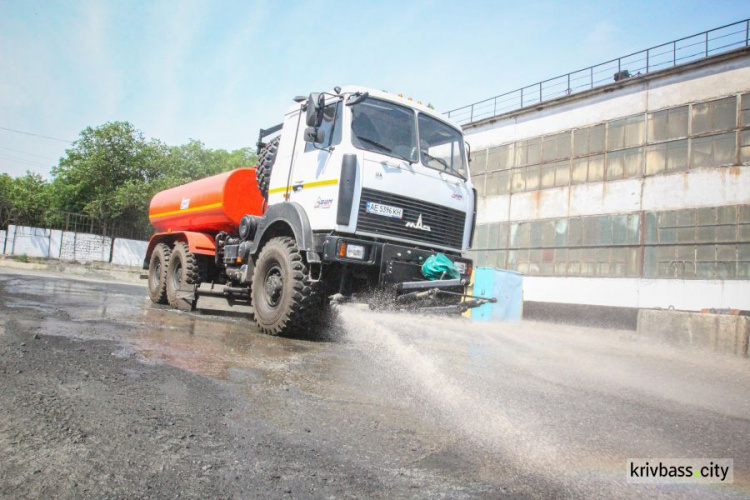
[251,237,323,336]
[148,243,171,304]
[256,136,280,199]
[166,241,205,311]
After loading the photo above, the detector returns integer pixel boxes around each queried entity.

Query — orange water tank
[149,168,264,233]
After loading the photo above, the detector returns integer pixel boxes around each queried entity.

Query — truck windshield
[418,113,467,179]
[351,98,418,163]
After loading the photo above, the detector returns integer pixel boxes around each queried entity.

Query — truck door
[287,101,343,231]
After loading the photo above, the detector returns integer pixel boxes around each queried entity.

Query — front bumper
[320,235,472,287]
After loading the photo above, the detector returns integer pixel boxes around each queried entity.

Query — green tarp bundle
[421,253,460,280]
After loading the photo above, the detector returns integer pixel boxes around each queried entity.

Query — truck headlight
[453,261,467,275]
[345,244,366,260]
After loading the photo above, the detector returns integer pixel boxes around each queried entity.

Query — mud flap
[175,286,197,311]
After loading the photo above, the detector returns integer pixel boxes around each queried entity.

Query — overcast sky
[1,0,748,178]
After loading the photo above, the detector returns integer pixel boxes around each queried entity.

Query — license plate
[365,202,403,219]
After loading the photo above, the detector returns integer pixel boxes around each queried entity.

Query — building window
[690,132,736,169]
[741,130,750,165]
[515,138,541,167]
[486,169,510,196]
[648,106,689,143]
[573,124,606,157]
[741,93,750,127]
[608,115,645,151]
[542,132,571,162]
[472,175,485,197]
[476,222,508,250]
[653,244,738,279]
[739,243,750,278]
[487,143,514,171]
[470,149,487,196]
[642,205,749,279]
[471,148,488,174]
[606,147,643,180]
[510,165,541,192]
[645,140,688,175]
[572,154,604,184]
[540,160,570,189]
[691,96,736,135]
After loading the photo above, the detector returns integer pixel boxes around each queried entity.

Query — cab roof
[285,85,464,132]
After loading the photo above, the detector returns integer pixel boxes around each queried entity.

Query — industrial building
[449,20,750,322]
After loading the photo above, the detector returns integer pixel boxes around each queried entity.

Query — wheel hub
[264,268,283,307]
[152,262,161,288]
[171,263,183,290]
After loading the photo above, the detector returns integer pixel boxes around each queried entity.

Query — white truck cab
[263,86,476,255]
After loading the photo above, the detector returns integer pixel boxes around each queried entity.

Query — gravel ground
[0,267,748,499]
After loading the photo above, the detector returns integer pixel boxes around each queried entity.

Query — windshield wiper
[421,150,467,180]
[356,136,414,164]
[422,150,450,171]
[357,136,392,152]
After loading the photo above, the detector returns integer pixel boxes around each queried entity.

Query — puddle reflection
[134,306,320,380]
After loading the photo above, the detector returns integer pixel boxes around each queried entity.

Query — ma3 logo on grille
[405,214,431,232]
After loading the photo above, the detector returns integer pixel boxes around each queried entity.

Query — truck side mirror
[305,92,324,127]
[304,126,325,144]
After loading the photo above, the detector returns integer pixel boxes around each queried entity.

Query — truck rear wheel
[256,136,280,199]
[251,236,322,336]
[166,241,204,311]
[148,243,171,304]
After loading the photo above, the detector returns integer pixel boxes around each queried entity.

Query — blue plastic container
[471,268,524,322]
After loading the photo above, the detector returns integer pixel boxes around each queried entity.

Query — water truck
[144,86,495,336]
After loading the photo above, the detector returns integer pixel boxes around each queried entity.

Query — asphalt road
[0,267,748,499]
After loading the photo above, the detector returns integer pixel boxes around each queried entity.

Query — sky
[0,0,748,178]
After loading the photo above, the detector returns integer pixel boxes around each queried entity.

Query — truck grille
[356,188,466,249]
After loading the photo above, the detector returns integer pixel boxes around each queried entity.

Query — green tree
[3,121,258,238]
[0,172,51,226]
[50,121,162,220]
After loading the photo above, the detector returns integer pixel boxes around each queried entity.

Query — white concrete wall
[1,224,146,267]
[4,225,52,258]
[111,238,147,267]
[49,230,63,259]
[59,231,111,263]
[523,276,749,311]
[466,55,750,148]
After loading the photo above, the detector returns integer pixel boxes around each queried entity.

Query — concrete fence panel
[5,225,52,258]
[2,224,147,268]
[59,231,112,263]
[49,230,63,259]
[59,231,76,260]
[637,309,750,357]
[111,238,148,267]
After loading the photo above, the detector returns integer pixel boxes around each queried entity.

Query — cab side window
[305,102,342,152]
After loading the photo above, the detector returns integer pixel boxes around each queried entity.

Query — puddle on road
[133,306,320,380]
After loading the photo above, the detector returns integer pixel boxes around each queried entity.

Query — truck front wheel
[148,243,171,304]
[251,236,321,336]
[166,241,204,311]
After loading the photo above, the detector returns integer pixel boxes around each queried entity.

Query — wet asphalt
[0,267,748,499]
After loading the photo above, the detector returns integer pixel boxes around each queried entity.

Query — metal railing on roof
[445,19,750,126]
